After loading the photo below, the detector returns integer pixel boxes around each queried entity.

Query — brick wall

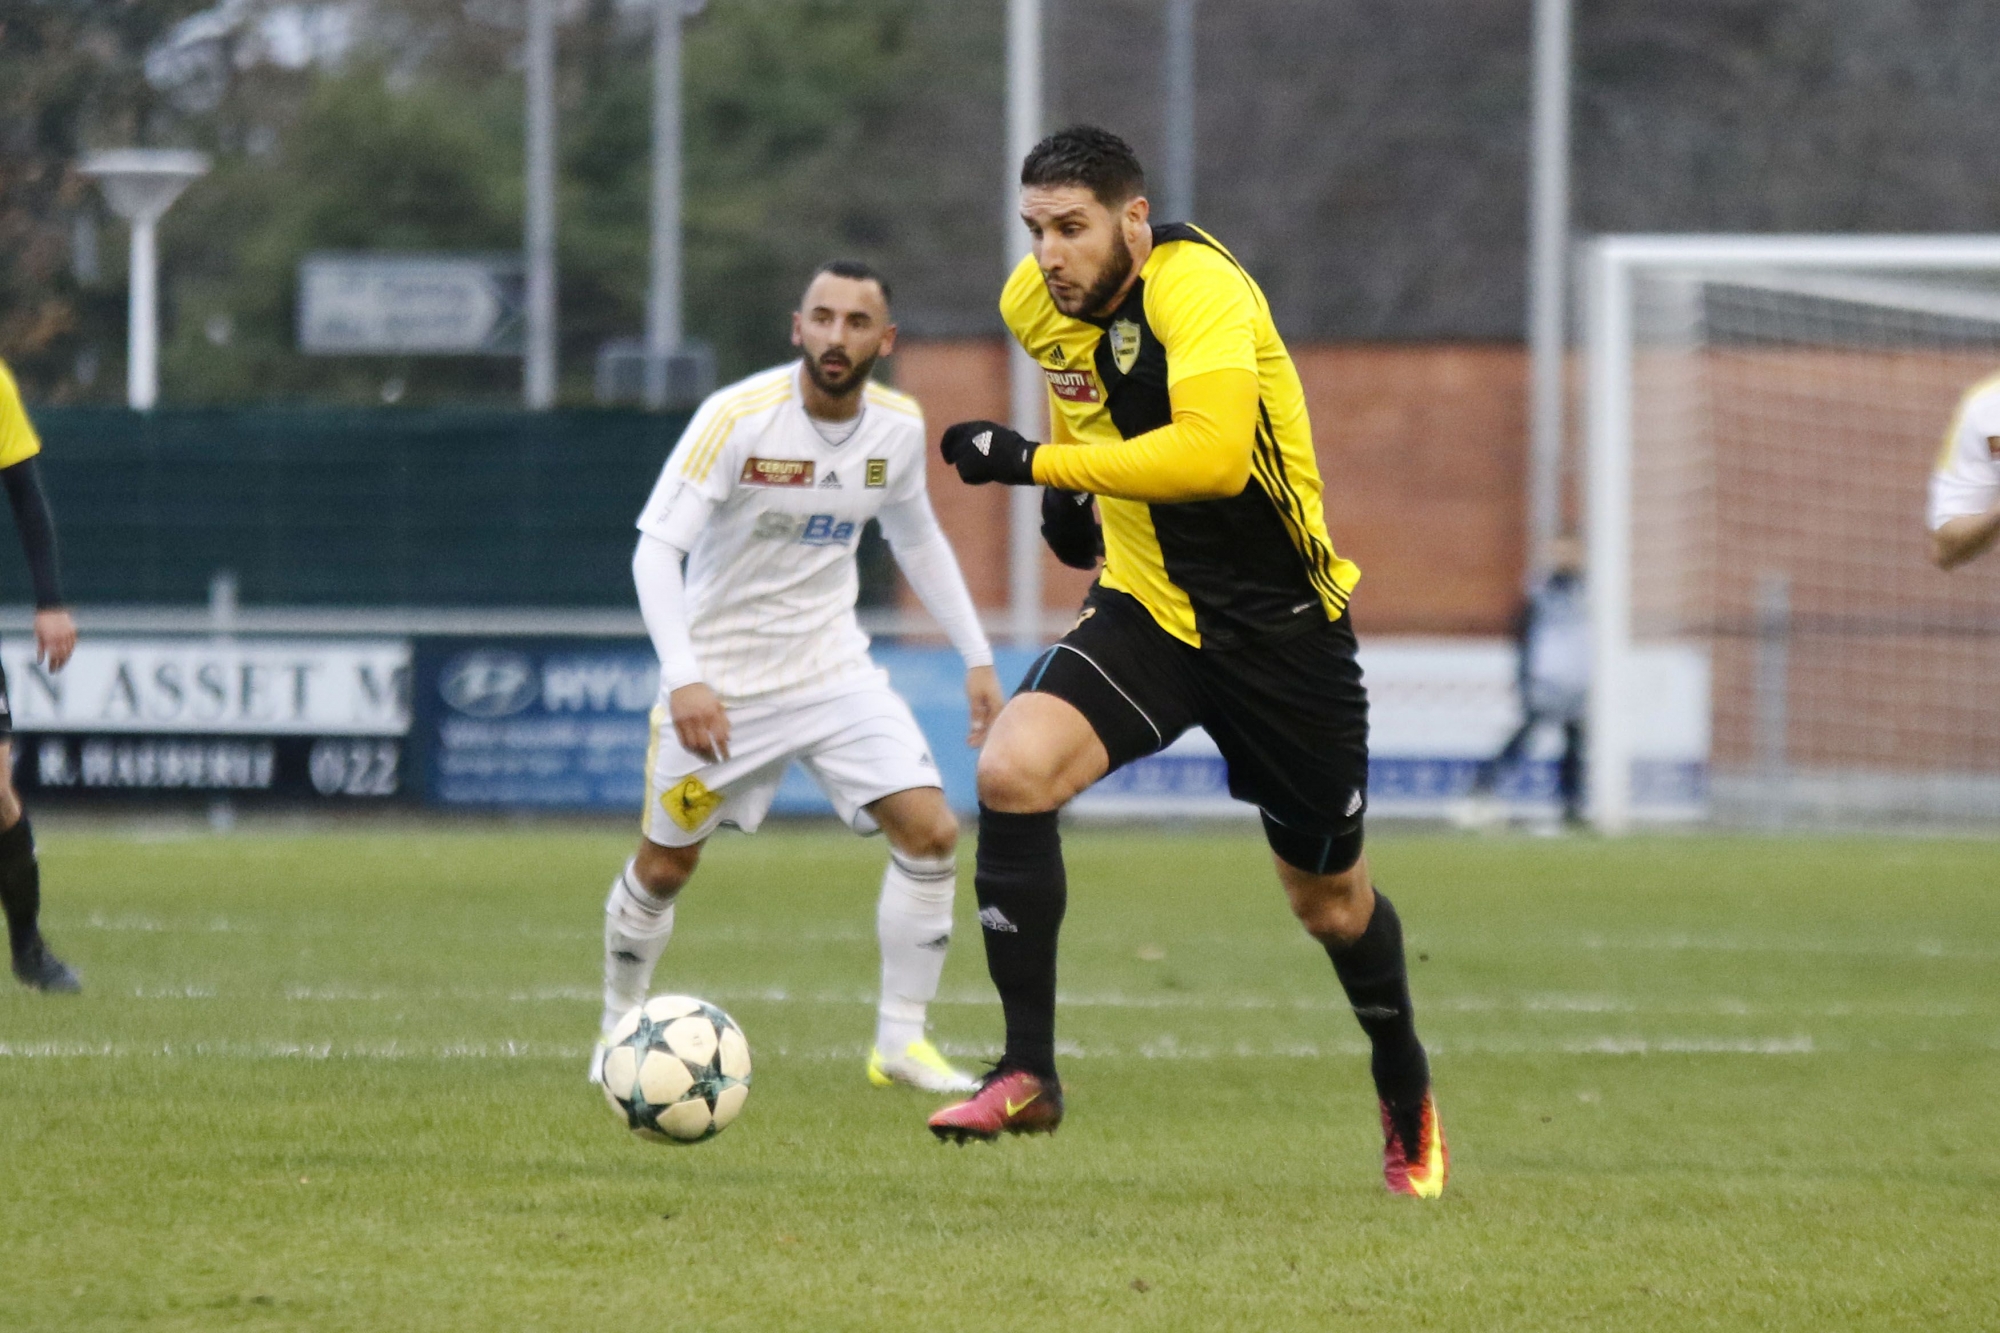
[890,338,1529,635]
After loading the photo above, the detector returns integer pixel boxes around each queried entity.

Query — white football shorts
[642,680,943,846]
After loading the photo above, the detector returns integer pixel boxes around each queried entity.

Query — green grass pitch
[2,821,1997,1331]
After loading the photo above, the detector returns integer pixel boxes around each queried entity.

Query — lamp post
[523,0,557,409]
[645,0,708,408]
[79,149,209,410]
[1005,0,1043,646]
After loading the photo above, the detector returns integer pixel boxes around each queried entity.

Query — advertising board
[3,637,411,800]
[408,636,1709,823]
[412,640,659,810]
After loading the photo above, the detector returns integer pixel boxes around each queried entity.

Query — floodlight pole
[79,149,209,411]
[1006,0,1044,646]
[645,0,693,409]
[524,0,558,409]
[1161,0,1196,223]
[1526,0,1573,582]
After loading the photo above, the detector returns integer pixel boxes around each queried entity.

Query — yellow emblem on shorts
[662,775,724,832]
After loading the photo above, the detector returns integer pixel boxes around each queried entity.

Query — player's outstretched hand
[670,681,731,763]
[965,665,1004,747]
[1040,488,1102,569]
[940,419,1039,486]
[33,608,76,672]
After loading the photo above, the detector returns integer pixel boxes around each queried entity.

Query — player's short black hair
[1019,125,1146,206]
[804,258,891,306]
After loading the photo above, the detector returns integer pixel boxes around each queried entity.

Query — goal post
[1584,235,2000,831]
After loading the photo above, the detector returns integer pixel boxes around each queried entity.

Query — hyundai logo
[440,651,538,718]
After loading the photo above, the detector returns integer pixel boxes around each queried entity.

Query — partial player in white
[1929,371,2000,570]
[595,259,1005,1095]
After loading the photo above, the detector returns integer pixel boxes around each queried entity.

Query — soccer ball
[600,995,752,1144]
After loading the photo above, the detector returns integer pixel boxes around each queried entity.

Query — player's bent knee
[1280,861,1374,945]
[632,839,701,899]
[894,810,958,861]
[975,745,1067,814]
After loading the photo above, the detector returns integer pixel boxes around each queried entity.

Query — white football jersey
[1929,372,2000,531]
[637,363,950,701]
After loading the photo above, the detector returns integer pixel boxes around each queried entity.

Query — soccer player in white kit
[1929,371,2000,570]
[594,260,1004,1094]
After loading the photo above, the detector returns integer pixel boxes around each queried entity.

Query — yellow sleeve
[1031,367,1257,501]
[0,360,43,469]
[999,252,1049,354]
[1145,250,1259,386]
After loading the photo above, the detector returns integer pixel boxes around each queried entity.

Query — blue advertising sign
[413,640,659,809]
[410,638,1044,815]
[410,637,1706,823]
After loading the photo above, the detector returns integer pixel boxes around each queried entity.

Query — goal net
[1584,236,2000,828]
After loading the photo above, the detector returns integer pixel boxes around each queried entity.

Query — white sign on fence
[298,253,523,355]
[1,638,411,736]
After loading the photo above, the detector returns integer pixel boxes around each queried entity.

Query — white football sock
[602,862,677,1035]
[875,849,957,1054]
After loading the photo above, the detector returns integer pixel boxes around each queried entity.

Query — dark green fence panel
[9,408,692,607]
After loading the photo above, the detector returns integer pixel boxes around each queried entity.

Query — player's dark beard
[802,348,877,399]
[1077,231,1135,318]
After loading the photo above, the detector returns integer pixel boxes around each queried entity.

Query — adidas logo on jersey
[820,470,842,489]
[1047,343,1067,368]
[978,905,1018,933]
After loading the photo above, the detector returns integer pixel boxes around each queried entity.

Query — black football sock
[0,815,43,961]
[973,806,1067,1083]
[1325,889,1430,1149]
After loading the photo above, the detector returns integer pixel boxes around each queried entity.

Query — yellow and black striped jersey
[0,358,45,470]
[1001,223,1357,648]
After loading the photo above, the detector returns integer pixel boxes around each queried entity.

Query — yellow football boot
[868,1038,980,1094]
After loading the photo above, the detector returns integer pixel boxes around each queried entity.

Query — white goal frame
[1584,234,2000,831]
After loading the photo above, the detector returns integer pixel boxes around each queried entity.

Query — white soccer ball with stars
[600,995,752,1144]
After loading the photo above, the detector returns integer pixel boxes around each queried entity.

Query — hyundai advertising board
[413,640,660,809]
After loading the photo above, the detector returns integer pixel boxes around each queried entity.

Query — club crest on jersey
[1109,319,1142,375]
[865,458,888,488]
[741,457,815,487]
[1044,368,1100,403]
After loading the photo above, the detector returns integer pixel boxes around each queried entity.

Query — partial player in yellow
[925,127,1444,1198]
[1928,370,2000,570]
[0,358,80,992]
[591,261,1004,1096]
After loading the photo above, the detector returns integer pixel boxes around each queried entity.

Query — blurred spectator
[1456,537,1587,830]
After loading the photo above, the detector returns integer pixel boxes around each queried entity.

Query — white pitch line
[0,1034,1901,1061]
[104,984,1991,1022]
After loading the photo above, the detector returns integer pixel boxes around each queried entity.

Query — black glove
[939,419,1039,485]
[1041,488,1102,569]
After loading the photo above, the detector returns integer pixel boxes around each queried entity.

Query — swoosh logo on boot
[1004,1093,1039,1116]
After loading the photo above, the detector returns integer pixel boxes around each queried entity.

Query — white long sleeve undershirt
[631,489,992,698]
[632,533,705,693]
[875,491,992,670]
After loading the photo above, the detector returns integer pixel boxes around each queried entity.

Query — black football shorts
[1019,584,1369,873]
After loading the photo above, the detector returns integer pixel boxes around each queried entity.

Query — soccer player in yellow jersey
[925,126,1445,1197]
[0,358,80,992]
